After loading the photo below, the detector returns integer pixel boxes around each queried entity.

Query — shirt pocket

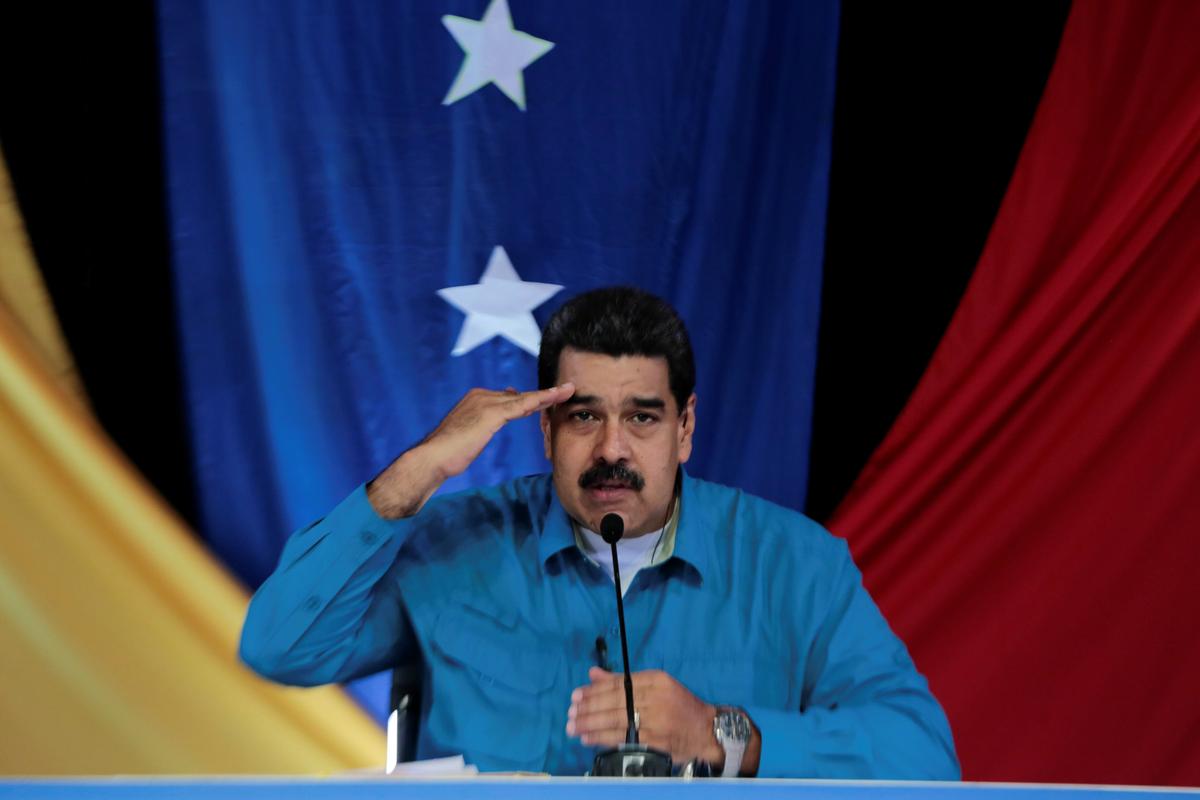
[428,604,561,771]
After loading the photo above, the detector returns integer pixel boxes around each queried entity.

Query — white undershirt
[577,524,666,595]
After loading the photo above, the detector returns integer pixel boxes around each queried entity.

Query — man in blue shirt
[240,288,959,778]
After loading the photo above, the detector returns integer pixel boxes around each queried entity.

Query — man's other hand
[566,666,726,767]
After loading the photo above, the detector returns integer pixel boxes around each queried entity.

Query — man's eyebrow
[560,394,600,407]
[558,395,666,410]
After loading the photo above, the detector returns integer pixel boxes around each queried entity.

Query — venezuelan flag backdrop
[157,0,838,721]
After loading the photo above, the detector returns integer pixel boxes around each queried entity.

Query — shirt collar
[667,469,713,581]
[574,498,677,567]
[539,486,579,564]
[539,469,712,581]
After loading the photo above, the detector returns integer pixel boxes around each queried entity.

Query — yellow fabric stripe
[0,151,84,403]
[0,150,383,774]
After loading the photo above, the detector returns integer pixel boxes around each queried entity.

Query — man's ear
[541,408,553,460]
[678,393,697,463]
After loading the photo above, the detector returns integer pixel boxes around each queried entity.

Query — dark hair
[538,287,695,412]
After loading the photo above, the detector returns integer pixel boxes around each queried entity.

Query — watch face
[715,709,751,743]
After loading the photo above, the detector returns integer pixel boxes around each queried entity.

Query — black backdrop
[0,2,1072,534]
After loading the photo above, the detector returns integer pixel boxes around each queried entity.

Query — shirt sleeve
[238,484,420,686]
[746,540,961,780]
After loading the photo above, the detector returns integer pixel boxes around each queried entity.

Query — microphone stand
[591,513,673,777]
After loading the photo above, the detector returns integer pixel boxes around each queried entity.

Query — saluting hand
[367,383,575,519]
[422,384,574,480]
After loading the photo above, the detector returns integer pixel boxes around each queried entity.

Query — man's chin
[572,488,643,533]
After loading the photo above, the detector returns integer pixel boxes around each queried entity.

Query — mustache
[578,462,645,491]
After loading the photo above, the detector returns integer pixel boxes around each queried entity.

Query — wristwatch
[712,706,752,778]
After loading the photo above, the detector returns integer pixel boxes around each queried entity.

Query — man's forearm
[366,444,447,519]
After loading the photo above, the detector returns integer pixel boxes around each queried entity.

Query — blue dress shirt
[240,472,959,778]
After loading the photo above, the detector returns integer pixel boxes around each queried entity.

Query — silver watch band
[720,740,746,778]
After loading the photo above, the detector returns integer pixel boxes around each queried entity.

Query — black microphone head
[600,513,624,544]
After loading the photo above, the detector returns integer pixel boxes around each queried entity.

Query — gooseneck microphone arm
[603,517,639,745]
[592,512,672,777]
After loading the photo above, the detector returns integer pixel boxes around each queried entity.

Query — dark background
[0,2,1072,537]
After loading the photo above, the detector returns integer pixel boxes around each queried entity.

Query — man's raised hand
[422,384,575,480]
[366,383,575,519]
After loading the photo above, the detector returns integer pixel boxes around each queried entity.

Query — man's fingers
[501,383,575,420]
[573,668,650,709]
[571,682,637,717]
[567,669,657,739]
[568,700,666,747]
[534,382,575,408]
[567,704,628,739]
[575,725,626,749]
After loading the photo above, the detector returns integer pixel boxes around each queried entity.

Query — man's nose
[593,418,631,463]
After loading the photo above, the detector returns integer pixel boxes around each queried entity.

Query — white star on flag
[441,0,554,111]
[437,246,564,356]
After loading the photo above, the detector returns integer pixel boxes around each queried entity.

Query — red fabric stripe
[829,1,1200,785]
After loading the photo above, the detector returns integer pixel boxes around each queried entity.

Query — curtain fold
[0,150,383,774]
[0,150,83,402]
[830,1,1200,785]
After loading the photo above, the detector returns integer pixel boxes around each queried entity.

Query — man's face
[542,348,696,537]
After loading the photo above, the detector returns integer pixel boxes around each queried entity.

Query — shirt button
[303,596,321,611]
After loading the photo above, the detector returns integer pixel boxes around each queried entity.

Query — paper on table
[336,755,479,779]
[387,755,478,776]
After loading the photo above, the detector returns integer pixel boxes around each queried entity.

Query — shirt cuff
[323,482,398,547]
[744,704,815,778]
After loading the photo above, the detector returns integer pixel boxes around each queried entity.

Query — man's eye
[570,410,596,422]
[631,413,658,424]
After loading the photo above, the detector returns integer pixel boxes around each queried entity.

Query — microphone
[590,513,673,777]
[600,512,623,544]
[600,514,637,746]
